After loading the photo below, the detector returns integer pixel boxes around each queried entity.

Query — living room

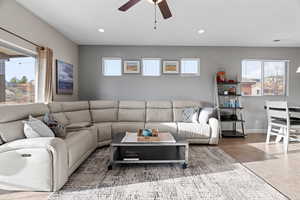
[0,0,300,199]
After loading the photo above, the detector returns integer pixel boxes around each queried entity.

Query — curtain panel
[37,47,53,103]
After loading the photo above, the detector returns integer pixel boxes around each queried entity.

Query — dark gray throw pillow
[43,112,67,138]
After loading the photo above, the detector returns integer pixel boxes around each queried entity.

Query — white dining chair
[265,101,300,153]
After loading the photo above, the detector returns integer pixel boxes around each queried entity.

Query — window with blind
[241,60,288,96]
[142,58,161,76]
[180,58,200,76]
[102,58,122,76]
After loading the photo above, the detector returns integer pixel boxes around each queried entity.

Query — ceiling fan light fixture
[198,29,205,34]
[147,0,163,4]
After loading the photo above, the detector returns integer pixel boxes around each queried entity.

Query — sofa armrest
[208,118,220,145]
[0,137,68,191]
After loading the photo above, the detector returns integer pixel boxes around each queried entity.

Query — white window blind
[142,58,161,76]
[102,58,122,76]
[181,58,200,75]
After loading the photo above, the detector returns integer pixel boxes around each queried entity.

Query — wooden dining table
[264,106,300,112]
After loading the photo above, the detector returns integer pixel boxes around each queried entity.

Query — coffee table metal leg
[184,144,189,168]
[108,146,117,170]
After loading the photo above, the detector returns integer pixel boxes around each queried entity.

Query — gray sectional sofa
[0,100,219,192]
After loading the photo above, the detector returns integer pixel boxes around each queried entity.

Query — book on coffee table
[121,132,176,143]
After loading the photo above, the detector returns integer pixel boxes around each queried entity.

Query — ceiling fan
[118,0,172,29]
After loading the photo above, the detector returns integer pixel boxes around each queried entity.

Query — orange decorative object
[217,71,226,83]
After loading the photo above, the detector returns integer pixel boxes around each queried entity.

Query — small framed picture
[123,60,141,74]
[163,60,179,74]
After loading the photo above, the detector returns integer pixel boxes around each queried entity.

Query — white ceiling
[17,0,300,46]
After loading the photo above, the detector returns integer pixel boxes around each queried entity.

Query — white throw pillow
[199,108,216,124]
[23,116,55,138]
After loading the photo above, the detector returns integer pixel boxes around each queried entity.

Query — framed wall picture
[123,60,140,74]
[56,60,74,95]
[163,60,179,74]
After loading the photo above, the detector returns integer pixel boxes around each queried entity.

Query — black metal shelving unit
[214,76,246,138]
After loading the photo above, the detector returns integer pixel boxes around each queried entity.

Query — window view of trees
[4,57,36,104]
[241,60,287,96]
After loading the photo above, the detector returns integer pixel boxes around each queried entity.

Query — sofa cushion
[119,101,145,109]
[118,109,145,122]
[177,122,211,139]
[47,102,69,125]
[0,103,49,123]
[0,120,25,143]
[94,122,112,142]
[61,101,90,112]
[173,101,202,122]
[0,103,52,143]
[145,122,177,133]
[66,122,92,133]
[147,101,172,108]
[112,122,144,135]
[118,101,146,122]
[90,100,118,123]
[61,101,91,124]
[65,110,91,124]
[47,102,63,113]
[65,129,96,168]
[146,101,172,122]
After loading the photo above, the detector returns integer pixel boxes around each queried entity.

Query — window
[241,60,288,96]
[1,56,36,104]
[181,58,200,76]
[102,58,122,76]
[142,58,161,76]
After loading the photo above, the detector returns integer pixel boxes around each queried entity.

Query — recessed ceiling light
[273,39,280,42]
[197,29,205,34]
[98,28,105,33]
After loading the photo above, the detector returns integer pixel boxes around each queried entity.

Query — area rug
[49,146,289,200]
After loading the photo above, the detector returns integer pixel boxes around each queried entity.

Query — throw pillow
[182,107,200,123]
[43,112,67,138]
[199,107,216,124]
[23,116,55,138]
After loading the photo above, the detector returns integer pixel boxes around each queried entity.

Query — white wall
[0,0,78,101]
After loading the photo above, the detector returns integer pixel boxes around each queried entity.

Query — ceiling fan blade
[158,0,172,19]
[118,0,141,11]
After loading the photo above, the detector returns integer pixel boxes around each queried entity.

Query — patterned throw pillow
[23,116,55,138]
[43,112,67,138]
[182,107,200,123]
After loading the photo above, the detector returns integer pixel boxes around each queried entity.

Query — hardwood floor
[219,133,300,200]
[0,133,299,200]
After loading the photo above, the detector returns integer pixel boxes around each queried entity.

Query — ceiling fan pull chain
[154,1,157,30]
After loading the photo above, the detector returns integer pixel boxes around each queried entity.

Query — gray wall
[79,46,300,131]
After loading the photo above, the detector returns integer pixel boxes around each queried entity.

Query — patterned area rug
[49,146,288,200]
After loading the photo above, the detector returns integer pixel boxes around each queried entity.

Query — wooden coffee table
[108,132,189,170]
